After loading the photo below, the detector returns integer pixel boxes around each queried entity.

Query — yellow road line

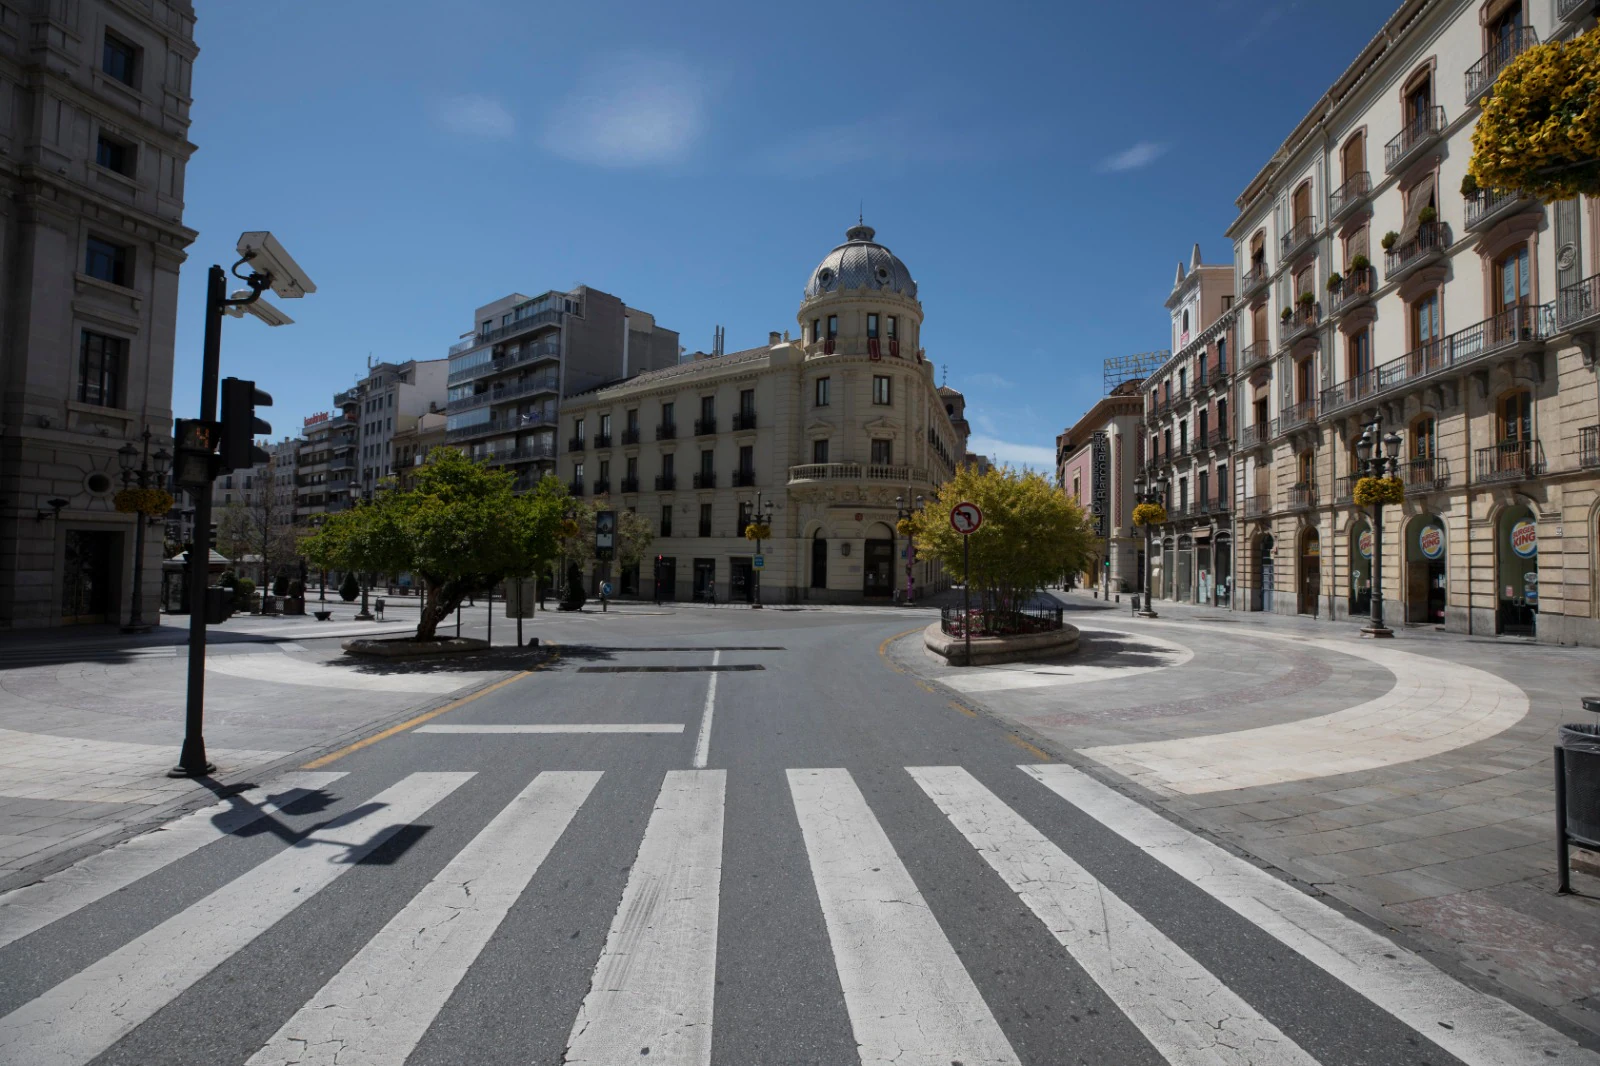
[877,626,924,675]
[302,649,558,768]
[1004,733,1053,761]
[949,700,978,719]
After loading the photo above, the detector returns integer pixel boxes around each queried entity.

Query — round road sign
[950,502,983,535]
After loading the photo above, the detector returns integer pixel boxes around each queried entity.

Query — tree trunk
[416,578,468,641]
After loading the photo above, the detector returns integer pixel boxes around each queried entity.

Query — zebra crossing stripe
[564,769,725,1065]
[910,766,1321,1066]
[787,768,1021,1066]
[245,771,600,1066]
[1024,764,1600,1066]
[0,772,473,1066]
[0,771,347,951]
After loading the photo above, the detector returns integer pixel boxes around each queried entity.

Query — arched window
[1341,132,1366,185]
[1292,181,1313,225]
[1182,309,1190,334]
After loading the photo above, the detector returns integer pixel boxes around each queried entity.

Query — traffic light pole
[172,265,226,777]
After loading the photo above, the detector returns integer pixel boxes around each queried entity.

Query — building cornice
[1150,304,1242,383]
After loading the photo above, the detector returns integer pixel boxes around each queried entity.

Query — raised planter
[342,636,489,658]
[922,621,1079,667]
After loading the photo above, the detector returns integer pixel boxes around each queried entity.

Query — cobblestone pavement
[889,589,1600,1038]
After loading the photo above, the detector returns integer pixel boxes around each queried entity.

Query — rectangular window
[700,449,714,476]
[574,418,585,439]
[871,439,893,464]
[739,388,755,417]
[699,503,713,538]
[661,453,675,476]
[738,501,752,531]
[872,375,891,405]
[599,413,611,436]
[626,455,638,478]
[827,315,838,339]
[102,31,138,86]
[1413,293,1441,346]
[867,313,879,339]
[96,135,134,176]
[598,459,610,482]
[738,444,753,474]
[627,408,639,432]
[661,505,672,537]
[813,439,830,464]
[78,330,126,407]
[811,318,820,343]
[886,315,897,339]
[661,401,675,426]
[700,395,715,421]
[815,376,830,406]
[85,236,129,286]
[573,462,585,483]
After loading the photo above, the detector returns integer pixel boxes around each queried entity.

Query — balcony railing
[1329,172,1371,221]
[620,476,640,493]
[1559,0,1591,21]
[476,308,563,347]
[447,372,560,412]
[621,427,640,445]
[1239,422,1272,449]
[1385,106,1446,172]
[1581,426,1600,469]
[1334,475,1355,504]
[445,411,557,443]
[1331,266,1375,314]
[1402,455,1449,490]
[694,417,717,436]
[1239,340,1270,372]
[1243,496,1269,517]
[592,479,610,496]
[593,433,612,449]
[732,469,757,487]
[1558,273,1600,331]
[1384,221,1447,282]
[655,474,677,491]
[1288,483,1317,510]
[482,441,557,465]
[1280,302,1320,347]
[1279,398,1318,432]
[1476,439,1545,483]
[1464,188,1533,232]
[656,423,677,441]
[448,341,561,385]
[693,471,717,489]
[788,462,921,483]
[567,480,584,496]
[732,411,757,431]
[567,437,585,452]
[1466,28,1538,101]
[1281,216,1318,261]
[1241,261,1270,296]
[1208,428,1231,450]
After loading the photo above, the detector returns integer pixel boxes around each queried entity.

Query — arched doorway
[811,532,828,590]
[1348,519,1372,617]
[1214,533,1232,608]
[1161,537,1175,600]
[1253,534,1274,612]
[1405,515,1447,624]
[1496,505,1537,635]
[863,522,894,598]
[1297,528,1320,616]
[1177,534,1194,603]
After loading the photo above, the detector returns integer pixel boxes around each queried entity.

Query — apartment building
[296,410,357,521]
[1142,246,1241,607]
[0,2,198,627]
[1225,0,1598,644]
[560,223,964,604]
[392,412,446,491]
[444,288,679,492]
[333,359,447,498]
[1057,379,1147,593]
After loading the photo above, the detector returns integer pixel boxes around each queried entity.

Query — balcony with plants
[1279,295,1320,348]
[1382,219,1446,283]
[1329,261,1375,315]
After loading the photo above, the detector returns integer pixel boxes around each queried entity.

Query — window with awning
[1398,174,1436,245]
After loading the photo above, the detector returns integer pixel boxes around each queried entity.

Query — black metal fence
[940,602,1063,638]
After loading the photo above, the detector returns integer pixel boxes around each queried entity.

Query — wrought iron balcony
[591,479,610,495]
[1402,455,1449,491]
[1280,302,1321,347]
[1330,266,1375,314]
[1558,0,1593,22]
[1240,261,1271,297]
[1243,496,1269,517]
[1288,483,1317,511]
[655,474,677,490]
[693,471,716,489]
[1278,399,1318,433]
[1239,340,1271,372]
[1476,439,1545,483]
[694,417,717,436]
[1238,421,1273,449]
[1329,172,1371,221]
[621,427,640,445]
[655,423,677,441]
[593,433,612,449]
[1385,106,1446,172]
[732,469,757,487]
[1208,428,1231,451]
[1466,28,1538,102]
[732,411,757,431]
[1581,426,1600,469]
[1384,221,1447,283]
[1280,216,1319,261]
[1334,475,1355,504]
[1558,273,1600,331]
[619,476,640,493]
[1465,188,1534,232]
[567,437,586,453]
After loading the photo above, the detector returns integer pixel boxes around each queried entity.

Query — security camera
[235,231,316,299]
[226,290,295,326]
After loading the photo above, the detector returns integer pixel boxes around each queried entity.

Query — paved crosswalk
[0,763,1593,1066]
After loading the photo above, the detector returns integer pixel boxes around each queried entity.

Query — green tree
[557,499,655,583]
[302,450,564,640]
[909,465,1096,619]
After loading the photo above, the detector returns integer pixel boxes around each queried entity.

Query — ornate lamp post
[1132,473,1165,618]
[1355,422,1403,638]
[353,485,376,620]
[745,491,775,608]
[896,493,925,605]
[117,430,172,633]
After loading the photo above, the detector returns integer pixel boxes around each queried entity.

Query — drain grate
[576,664,766,673]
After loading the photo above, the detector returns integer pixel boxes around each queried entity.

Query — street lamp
[896,493,925,605]
[117,429,172,633]
[354,485,376,621]
[1133,472,1164,618]
[1355,422,1403,638]
[745,492,775,608]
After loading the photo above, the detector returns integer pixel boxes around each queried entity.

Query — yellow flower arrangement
[1352,476,1405,507]
[743,523,772,541]
[895,517,914,537]
[1132,502,1167,527]
[113,487,175,518]
[1470,28,1600,200]
[559,518,581,539]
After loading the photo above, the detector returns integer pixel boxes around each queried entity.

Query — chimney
[768,331,781,346]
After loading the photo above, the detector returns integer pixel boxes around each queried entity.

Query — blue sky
[175,0,1402,470]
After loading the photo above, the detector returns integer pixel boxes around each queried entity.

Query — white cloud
[1098,141,1169,172]
[542,55,708,167]
[429,93,516,139]
[966,434,1057,473]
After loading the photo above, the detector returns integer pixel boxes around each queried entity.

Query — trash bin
[1554,702,1600,892]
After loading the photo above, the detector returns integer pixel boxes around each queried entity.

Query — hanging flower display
[559,518,581,539]
[896,517,914,537]
[1132,502,1168,527]
[113,487,175,518]
[1353,476,1405,506]
[1469,28,1600,200]
[743,522,772,541]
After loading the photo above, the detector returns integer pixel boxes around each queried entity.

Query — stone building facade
[559,223,965,604]
[1225,0,1600,645]
[1056,380,1146,594]
[0,1,197,627]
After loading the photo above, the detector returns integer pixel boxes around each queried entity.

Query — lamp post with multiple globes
[117,430,172,633]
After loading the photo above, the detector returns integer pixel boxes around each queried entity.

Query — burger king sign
[1510,518,1537,559]
[1419,524,1445,560]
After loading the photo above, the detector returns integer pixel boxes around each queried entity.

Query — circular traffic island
[342,636,490,658]
[922,607,1079,667]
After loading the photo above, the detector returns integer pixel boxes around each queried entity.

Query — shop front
[1297,528,1320,616]
[1213,534,1232,607]
[1405,516,1447,625]
[1348,519,1372,617]
[1176,534,1194,603]
[1496,505,1537,636]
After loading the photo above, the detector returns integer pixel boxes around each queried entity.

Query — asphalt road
[0,605,1593,1066]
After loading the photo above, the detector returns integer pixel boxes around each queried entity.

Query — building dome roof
[803,223,917,301]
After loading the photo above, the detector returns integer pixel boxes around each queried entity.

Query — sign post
[950,502,984,664]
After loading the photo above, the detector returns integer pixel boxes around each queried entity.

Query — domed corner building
[557,222,970,605]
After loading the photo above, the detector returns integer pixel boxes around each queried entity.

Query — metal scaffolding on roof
[1103,351,1168,395]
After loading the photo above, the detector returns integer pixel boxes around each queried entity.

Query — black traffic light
[219,377,272,472]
